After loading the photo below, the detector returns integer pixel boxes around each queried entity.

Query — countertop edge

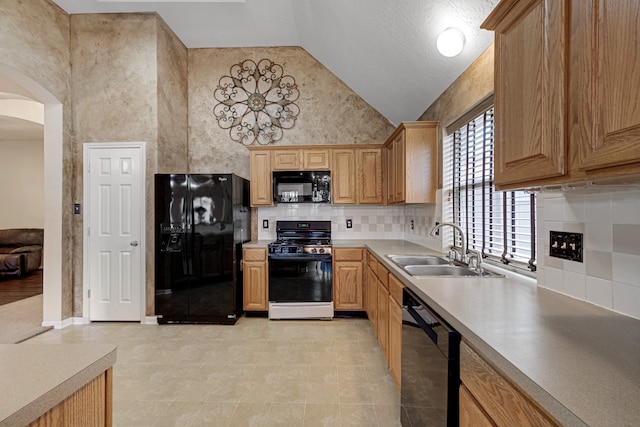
[1,344,117,427]
[335,240,588,427]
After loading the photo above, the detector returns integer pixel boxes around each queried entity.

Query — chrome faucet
[430,222,467,263]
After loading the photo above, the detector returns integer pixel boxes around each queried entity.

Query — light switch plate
[549,231,583,262]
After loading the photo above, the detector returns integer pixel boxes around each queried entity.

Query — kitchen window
[444,103,537,273]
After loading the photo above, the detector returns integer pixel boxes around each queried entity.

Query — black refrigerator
[154,174,250,324]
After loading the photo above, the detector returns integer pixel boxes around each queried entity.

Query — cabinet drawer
[461,341,560,426]
[243,248,266,262]
[334,248,363,261]
[388,274,403,304]
[377,264,389,290]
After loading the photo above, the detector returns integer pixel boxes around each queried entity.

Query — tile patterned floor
[25,317,401,427]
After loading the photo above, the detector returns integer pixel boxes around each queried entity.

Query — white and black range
[154,174,250,324]
[267,220,333,319]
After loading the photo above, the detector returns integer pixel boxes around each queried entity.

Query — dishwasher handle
[405,303,439,345]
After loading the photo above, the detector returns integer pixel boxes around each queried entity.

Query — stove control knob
[318,248,325,254]
[310,248,317,254]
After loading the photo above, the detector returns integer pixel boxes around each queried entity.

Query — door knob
[130,241,139,247]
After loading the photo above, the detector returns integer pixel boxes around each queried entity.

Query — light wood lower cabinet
[333,248,364,311]
[459,383,493,427]
[366,266,378,337]
[28,368,113,427]
[460,341,561,426]
[366,251,404,392]
[376,278,389,360]
[387,274,403,393]
[242,248,268,311]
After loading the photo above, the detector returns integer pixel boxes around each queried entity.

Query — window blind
[447,107,536,272]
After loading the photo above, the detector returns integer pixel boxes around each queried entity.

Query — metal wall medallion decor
[213,59,300,146]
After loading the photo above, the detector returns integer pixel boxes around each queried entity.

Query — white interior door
[85,143,145,321]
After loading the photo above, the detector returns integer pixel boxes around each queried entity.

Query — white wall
[0,139,44,228]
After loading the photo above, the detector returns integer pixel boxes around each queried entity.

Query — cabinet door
[388,295,402,393]
[366,267,378,336]
[461,341,560,426]
[303,149,330,170]
[249,150,273,206]
[357,148,384,204]
[272,150,300,170]
[572,0,640,173]
[331,149,356,204]
[484,0,568,187]
[334,261,363,310]
[243,249,267,311]
[392,133,405,203]
[334,248,363,310]
[376,279,389,363]
[460,384,494,427]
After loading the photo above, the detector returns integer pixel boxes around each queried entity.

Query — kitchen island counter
[0,343,117,426]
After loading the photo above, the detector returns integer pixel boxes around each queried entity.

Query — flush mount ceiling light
[436,27,465,57]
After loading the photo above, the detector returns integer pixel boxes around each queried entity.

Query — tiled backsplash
[537,186,640,319]
[256,203,441,250]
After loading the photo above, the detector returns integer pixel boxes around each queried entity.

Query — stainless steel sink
[404,265,479,276]
[403,264,504,278]
[386,254,450,267]
[386,254,504,278]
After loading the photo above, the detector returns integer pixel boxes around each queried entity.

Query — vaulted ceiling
[1,0,498,139]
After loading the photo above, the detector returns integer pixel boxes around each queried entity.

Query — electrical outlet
[549,231,583,262]
[434,221,440,235]
[346,219,353,229]
[262,219,269,229]
[410,219,414,230]
[74,203,81,215]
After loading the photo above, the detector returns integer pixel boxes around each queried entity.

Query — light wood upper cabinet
[357,147,384,204]
[572,0,640,174]
[272,148,330,171]
[483,0,640,189]
[303,149,330,169]
[385,122,438,204]
[483,0,568,188]
[272,150,300,170]
[243,248,268,311]
[332,147,384,204]
[331,149,357,204]
[249,150,273,206]
[333,248,364,311]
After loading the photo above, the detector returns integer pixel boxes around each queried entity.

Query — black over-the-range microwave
[272,171,331,203]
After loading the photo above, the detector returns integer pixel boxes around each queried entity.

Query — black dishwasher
[401,288,461,427]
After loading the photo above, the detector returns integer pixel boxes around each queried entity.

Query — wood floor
[0,269,43,306]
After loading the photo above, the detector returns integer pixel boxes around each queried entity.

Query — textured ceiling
[1,0,498,139]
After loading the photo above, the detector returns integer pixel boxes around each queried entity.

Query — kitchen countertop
[246,239,640,426]
[0,343,117,426]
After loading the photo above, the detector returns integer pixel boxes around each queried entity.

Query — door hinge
[88,289,91,298]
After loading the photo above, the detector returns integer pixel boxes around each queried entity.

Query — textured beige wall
[154,19,188,314]
[0,0,74,318]
[418,44,494,188]
[418,44,494,126]
[70,13,160,316]
[71,13,188,316]
[188,47,395,178]
[157,19,188,174]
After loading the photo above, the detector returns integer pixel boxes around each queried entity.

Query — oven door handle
[268,254,332,262]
